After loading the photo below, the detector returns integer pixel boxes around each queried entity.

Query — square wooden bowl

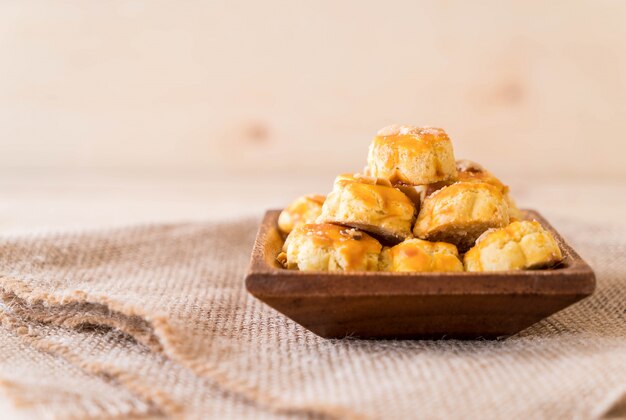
[245,210,595,339]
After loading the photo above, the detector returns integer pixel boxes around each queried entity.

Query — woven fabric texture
[0,216,624,419]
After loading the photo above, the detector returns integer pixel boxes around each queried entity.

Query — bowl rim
[246,209,596,298]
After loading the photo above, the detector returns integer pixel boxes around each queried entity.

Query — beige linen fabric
[0,324,156,419]
[0,217,624,419]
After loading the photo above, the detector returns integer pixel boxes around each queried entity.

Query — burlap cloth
[0,216,624,419]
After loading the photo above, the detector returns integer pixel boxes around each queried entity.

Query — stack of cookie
[277,125,563,272]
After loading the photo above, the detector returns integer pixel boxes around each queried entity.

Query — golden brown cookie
[367,125,457,185]
[379,238,463,272]
[318,173,416,243]
[277,194,326,234]
[413,181,510,251]
[280,223,382,271]
[456,159,523,220]
[464,220,563,271]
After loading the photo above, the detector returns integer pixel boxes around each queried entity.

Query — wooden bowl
[245,210,595,339]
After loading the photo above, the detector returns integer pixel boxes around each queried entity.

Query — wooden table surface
[1,171,624,232]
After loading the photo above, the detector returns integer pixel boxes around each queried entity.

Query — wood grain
[1,1,625,179]
[246,210,596,339]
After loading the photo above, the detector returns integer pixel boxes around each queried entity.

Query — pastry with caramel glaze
[464,220,563,271]
[413,181,510,251]
[456,159,506,190]
[277,194,326,234]
[318,173,416,243]
[379,238,463,272]
[396,159,523,219]
[279,223,382,271]
[367,125,457,185]
[395,184,423,208]
[456,159,523,220]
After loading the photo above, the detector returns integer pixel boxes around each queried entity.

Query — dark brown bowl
[245,210,595,339]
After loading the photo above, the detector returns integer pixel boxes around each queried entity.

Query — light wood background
[1,0,625,180]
